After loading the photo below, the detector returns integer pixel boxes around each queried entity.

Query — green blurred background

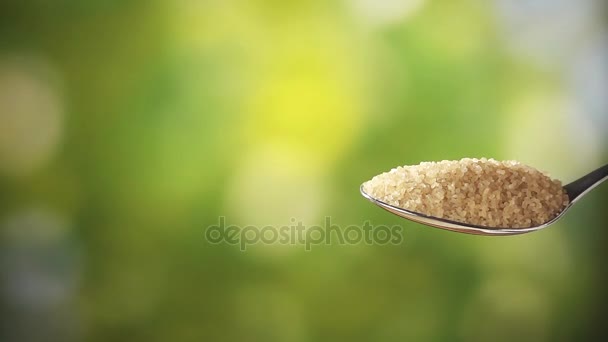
[1,0,607,341]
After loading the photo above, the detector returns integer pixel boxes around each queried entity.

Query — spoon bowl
[361,163,608,236]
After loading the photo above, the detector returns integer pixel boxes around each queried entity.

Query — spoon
[360,163,608,236]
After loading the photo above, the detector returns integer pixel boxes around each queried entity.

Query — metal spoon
[360,163,608,236]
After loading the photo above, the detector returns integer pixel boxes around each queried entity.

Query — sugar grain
[363,158,569,228]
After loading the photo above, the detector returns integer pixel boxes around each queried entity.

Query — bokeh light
[1,1,606,341]
[0,55,64,176]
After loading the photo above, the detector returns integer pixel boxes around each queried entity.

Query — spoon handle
[563,164,608,203]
